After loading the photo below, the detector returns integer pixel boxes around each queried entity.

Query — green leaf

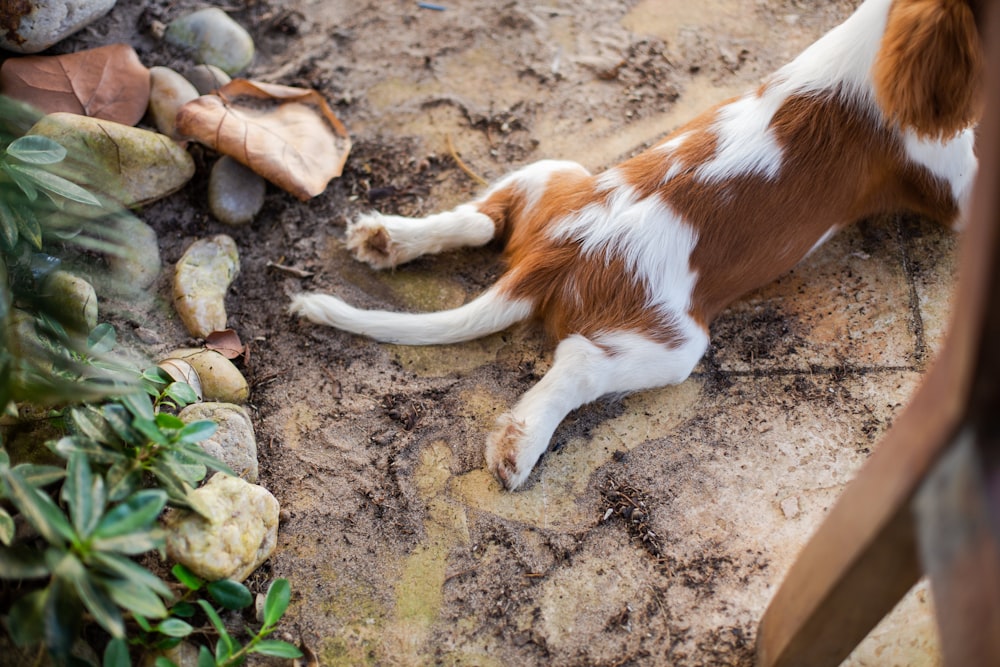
[7,589,46,646]
[90,551,172,599]
[87,322,117,354]
[51,435,122,467]
[197,646,215,667]
[91,529,163,556]
[5,164,39,201]
[163,382,198,407]
[207,579,253,610]
[0,544,50,578]
[6,135,67,164]
[93,489,167,540]
[0,465,75,545]
[134,416,170,446]
[172,563,204,591]
[251,640,303,659]
[155,412,186,430]
[155,617,194,638]
[7,164,101,206]
[176,442,233,476]
[0,507,13,546]
[263,579,292,628]
[103,637,130,667]
[62,453,102,538]
[0,196,19,249]
[155,656,181,667]
[70,406,115,445]
[178,420,217,445]
[157,450,207,485]
[105,459,142,502]
[104,575,168,619]
[46,571,84,659]
[58,556,124,637]
[170,600,196,618]
[12,463,66,487]
[11,199,41,248]
[197,599,234,652]
[149,465,201,512]
[121,391,155,422]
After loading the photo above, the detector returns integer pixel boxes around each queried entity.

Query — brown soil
[11,0,951,665]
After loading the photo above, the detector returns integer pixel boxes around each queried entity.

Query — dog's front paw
[345,213,400,269]
[485,413,538,491]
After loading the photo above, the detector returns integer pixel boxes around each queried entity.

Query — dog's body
[291,0,982,490]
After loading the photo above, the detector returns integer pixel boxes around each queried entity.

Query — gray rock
[164,473,279,582]
[42,270,97,332]
[209,156,266,226]
[165,8,255,76]
[178,402,258,483]
[185,64,232,95]
[106,215,161,289]
[172,235,240,338]
[0,0,117,54]
[148,66,200,140]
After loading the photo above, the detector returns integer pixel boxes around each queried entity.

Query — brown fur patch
[874,0,983,139]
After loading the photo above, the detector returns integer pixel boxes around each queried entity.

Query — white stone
[178,402,258,482]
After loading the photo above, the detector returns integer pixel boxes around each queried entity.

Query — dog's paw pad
[346,215,398,269]
[485,415,530,490]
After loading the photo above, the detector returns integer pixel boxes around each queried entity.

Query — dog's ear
[874,0,983,139]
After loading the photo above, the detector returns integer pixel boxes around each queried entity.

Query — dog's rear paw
[485,414,534,491]
[346,213,400,269]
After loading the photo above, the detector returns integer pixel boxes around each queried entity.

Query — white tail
[289,287,534,345]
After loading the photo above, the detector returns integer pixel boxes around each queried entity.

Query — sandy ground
[29,0,958,664]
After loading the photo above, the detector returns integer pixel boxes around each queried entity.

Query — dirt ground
[33,0,958,664]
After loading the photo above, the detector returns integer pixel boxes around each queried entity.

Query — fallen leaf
[205,328,246,360]
[0,44,150,125]
[176,79,351,200]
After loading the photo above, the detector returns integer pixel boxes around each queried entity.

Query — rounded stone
[178,402,258,482]
[185,64,232,95]
[165,348,249,403]
[27,113,195,208]
[209,156,266,226]
[165,8,255,76]
[106,215,161,289]
[42,270,97,332]
[148,66,200,140]
[0,0,117,54]
[164,473,279,582]
[173,235,240,338]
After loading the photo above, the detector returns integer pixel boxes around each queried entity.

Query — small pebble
[165,8,255,76]
[148,66,200,140]
[209,156,266,226]
[173,235,240,338]
[166,348,249,404]
[42,271,97,332]
[0,0,117,53]
[780,496,800,519]
[106,215,162,289]
[185,64,232,94]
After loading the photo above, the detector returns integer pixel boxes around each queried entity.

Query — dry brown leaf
[176,79,351,200]
[204,328,246,360]
[0,44,150,126]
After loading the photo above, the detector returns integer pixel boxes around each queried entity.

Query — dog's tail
[289,286,534,345]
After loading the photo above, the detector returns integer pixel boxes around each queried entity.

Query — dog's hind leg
[486,326,707,490]
[347,159,591,269]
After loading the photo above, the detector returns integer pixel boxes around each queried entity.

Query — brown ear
[874,0,983,139]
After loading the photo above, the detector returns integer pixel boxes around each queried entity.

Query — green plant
[128,567,301,667]
[0,451,173,662]
[50,368,231,515]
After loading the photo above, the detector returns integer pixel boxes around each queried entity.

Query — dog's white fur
[292,0,982,490]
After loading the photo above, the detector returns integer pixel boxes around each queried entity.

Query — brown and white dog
[291,0,982,490]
